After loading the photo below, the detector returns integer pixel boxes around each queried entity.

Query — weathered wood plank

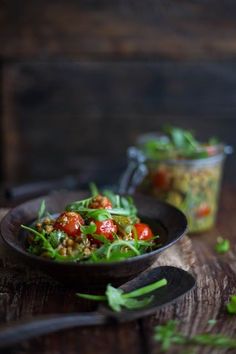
[1,0,236,60]
[2,62,236,183]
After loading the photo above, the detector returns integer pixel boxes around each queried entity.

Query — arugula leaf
[89,182,99,197]
[154,320,184,351]
[191,333,236,348]
[77,278,167,312]
[215,237,230,254]
[102,190,118,207]
[80,223,97,235]
[106,285,125,311]
[123,278,167,298]
[22,225,57,258]
[106,240,140,259]
[65,197,93,211]
[77,294,106,301]
[226,295,236,314]
[141,125,214,160]
[121,296,154,309]
[88,209,112,221]
[48,230,66,248]
[38,200,46,220]
[22,225,83,262]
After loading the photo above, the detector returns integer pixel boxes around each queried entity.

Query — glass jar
[119,135,232,233]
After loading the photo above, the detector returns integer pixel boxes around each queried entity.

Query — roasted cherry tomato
[196,204,211,218]
[133,223,153,241]
[54,211,84,237]
[88,195,112,209]
[93,219,117,241]
[205,145,218,156]
[152,169,170,190]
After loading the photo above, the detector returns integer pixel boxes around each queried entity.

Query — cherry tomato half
[93,219,117,241]
[88,195,112,209]
[133,223,153,241]
[54,211,84,237]
[196,204,211,218]
[152,169,170,190]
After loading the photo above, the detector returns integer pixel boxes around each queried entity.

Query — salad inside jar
[136,126,227,233]
[21,185,162,262]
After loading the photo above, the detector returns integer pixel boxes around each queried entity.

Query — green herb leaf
[21,224,56,258]
[106,240,140,259]
[154,320,236,351]
[65,197,93,211]
[123,278,167,298]
[80,223,97,235]
[226,295,236,315]
[122,296,154,309]
[48,230,66,248]
[88,209,111,221]
[89,182,99,197]
[22,225,83,262]
[76,293,106,301]
[215,237,230,254]
[38,200,46,220]
[154,320,185,351]
[106,285,125,312]
[192,333,236,348]
[208,319,217,326]
[77,278,167,312]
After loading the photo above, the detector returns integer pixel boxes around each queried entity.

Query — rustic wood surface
[2,62,236,183]
[0,185,236,353]
[1,0,236,60]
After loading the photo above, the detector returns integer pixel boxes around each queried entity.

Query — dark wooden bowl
[0,191,187,290]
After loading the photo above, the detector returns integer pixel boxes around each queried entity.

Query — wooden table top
[0,185,236,354]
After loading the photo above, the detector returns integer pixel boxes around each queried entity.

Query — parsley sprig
[226,295,236,314]
[77,278,167,312]
[215,237,230,254]
[154,320,236,351]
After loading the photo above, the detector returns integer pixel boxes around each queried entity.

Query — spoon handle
[0,313,107,348]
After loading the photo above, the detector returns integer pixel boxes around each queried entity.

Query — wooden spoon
[0,266,195,348]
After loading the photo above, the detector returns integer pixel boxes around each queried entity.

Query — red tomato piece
[152,169,170,190]
[205,145,218,156]
[93,219,117,241]
[133,223,153,241]
[88,195,112,209]
[196,204,211,218]
[54,211,84,237]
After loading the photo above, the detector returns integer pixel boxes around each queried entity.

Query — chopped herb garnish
[77,278,167,312]
[208,319,217,326]
[215,237,230,254]
[154,320,236,351]
[226,295,236,315]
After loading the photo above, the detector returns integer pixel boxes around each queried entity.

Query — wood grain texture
[0,185,236,353]
[1,0,236,60]
[2,62,236,183]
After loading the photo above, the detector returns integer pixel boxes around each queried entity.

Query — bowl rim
[0,192,188,268]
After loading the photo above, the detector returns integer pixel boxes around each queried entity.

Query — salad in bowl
[22,185,161,263]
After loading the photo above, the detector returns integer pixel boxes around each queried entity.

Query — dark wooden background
[1,0,236,185]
